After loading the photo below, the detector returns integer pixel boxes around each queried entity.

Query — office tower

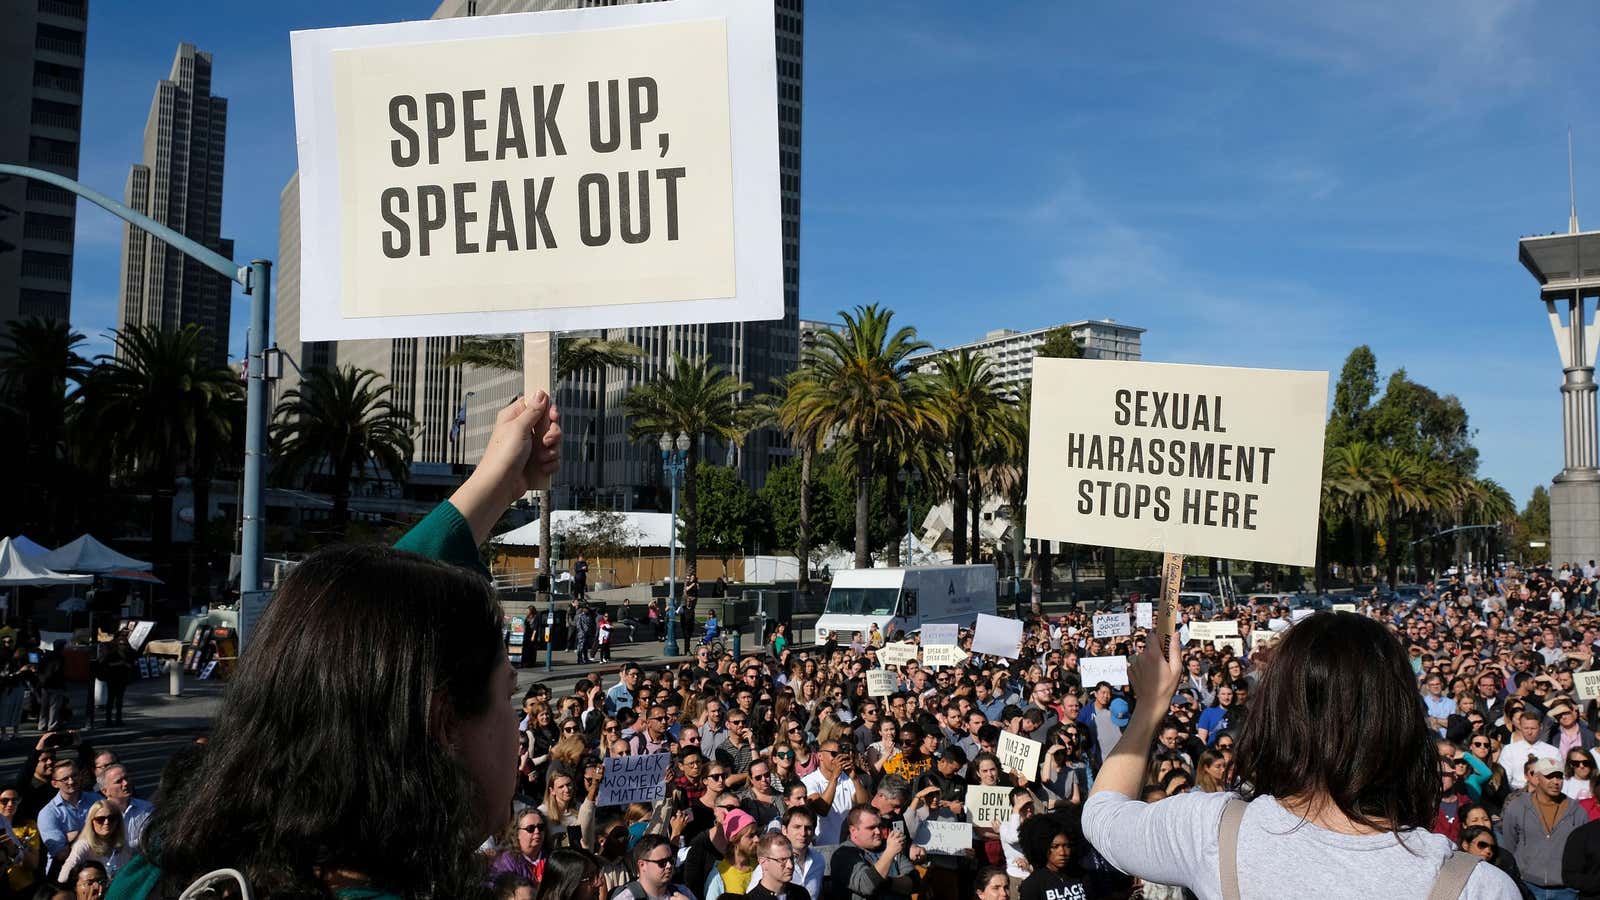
[118,43,233,368]
[912,319,1147,389]
[0,0,89,325]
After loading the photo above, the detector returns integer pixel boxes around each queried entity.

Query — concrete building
[911,319,1146,388]
[274,0,803,510]
[117,43,234,368]
[799,318,842,355]
[0,0,89,326]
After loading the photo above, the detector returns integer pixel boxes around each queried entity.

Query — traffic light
[551,533,564,564]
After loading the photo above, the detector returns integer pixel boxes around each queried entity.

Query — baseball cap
[1110,697,1131,728]
[1532,757,1564,777]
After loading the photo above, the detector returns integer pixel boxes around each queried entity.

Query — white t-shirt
[998,814,1029,878]
[1082,790,1519,900]
[801,769,858,846]
[1500,738,1560,791]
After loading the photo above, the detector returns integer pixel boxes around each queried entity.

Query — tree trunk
[952,471,969,565]
[539,489,552,578]
[190,462,213,605]
[684,443,701,579]
[885,465,903,568]
[797,444,812,593]
[853,441,872,569]
[969,484,982,563]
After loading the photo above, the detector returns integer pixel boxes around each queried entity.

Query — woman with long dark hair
[105,393,562,900]
[1083,612,1521,897]
[533,848,601,900]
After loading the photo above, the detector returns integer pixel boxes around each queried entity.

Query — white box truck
[814,565,998,644]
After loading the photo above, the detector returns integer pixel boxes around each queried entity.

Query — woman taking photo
[106,392,563,900]
[1084,612,1521,897]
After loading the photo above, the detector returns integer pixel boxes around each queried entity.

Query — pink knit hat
[721,808,756,840]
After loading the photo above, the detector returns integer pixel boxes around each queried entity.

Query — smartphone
[26,652,39,665]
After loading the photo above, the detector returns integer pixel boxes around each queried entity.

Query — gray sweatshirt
[1502,791,1590,888]
[1082,790,1520,899]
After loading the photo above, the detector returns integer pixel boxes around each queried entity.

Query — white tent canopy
[492,510,678,549]
[37,534,153,574]
[0,538,92,586]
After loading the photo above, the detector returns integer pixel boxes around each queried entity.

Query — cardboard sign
[1214,637,1244,655]
[1577,671,1600,701]
[1135,602,1154,629]
[915,819,973,856]
[1025,359,1329,566]
[997,731,1042,781]
[1290,609,1314,624]
[965,785,1012,827]
[597,751,671,806]
[1187,621,1216,642]
[878,642,917,667]
[866,670,898,697]
[1249,630,1276,649]
[1080,655,1130,688]
[923,645,967,669]
[1332,603,1357,614]
[1093,613,1132,639]
[290,0,780,340]
[922,624,960,647]
[1208,619,1240,637]
[972,614,1024,659]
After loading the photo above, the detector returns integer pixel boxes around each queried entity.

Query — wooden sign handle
[523,332,554,493]
[1158,552,1185,651]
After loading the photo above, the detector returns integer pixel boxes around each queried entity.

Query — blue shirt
[39,790,102,861]
[1197,707,1230,743]
[605,682,635,716]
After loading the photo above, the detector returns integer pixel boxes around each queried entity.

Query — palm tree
[747,371,828,590]
[0,317,89,536]
[983,392,1031,581]
[1321,441,1382,583]
[1371,447,1427,585]
[624,353,751,581]
[271,366,415,532]
[71,324,242,578]
[789,305,932,568]
[443,334,643,569]
[929,349,1012,564]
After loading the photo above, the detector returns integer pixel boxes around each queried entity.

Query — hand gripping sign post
[1027,359,1328,648]
[289,1,782,447]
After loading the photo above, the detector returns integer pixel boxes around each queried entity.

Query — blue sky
[65,0,1600,508]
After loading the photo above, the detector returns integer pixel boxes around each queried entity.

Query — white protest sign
[915,819,973,856]
[290,0,780,341]
[1250,630,1276,649]
[997,731,1043,781]
[1187,621,1216,642]
[1135,602,1154,629]
[866,670,898,697]
[598,752,671,806]
[1215,637,1244,655]
[1080,655,1130,688]
[1332,603,1357,614]
[878,642,917,667]
[965,785,1012,827]
[1025,359,1329,566]
[1578,671,1600,702]
[1093,612,1132,639]
[922,624,959,647]
[1208,619,1240,637]
[1290,608,1314,623]
[972,614,1023,659]
[923,645,967,669]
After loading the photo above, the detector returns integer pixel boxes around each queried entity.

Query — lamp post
[660,431,690,656]
[0,164,271,610]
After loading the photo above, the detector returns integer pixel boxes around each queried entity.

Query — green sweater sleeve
[394,502,489,575]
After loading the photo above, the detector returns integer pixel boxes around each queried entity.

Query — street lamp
[897,468,920,565]
[660,431,690,655]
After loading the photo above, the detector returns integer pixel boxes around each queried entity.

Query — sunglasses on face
[1471,840,1495,851]
[519,824,546,833]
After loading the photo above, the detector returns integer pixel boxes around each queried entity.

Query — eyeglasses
[518,824,546,833]
[0,798,16,806]
[1470,740,1489,748]
[562,725,578,733]
[706,773,727,781]
[1573,760,1595,770]
[775,751,794,759]
[641,856,675,869]
[763,855,795,866]
[1471,840,1495,851]
[92,815,117,824]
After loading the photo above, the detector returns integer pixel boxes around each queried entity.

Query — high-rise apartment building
[275,0,802,510]
[912,319,1146,388]
[0,0,89,325]
[117,43,233,368]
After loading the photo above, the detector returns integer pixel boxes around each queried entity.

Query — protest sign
[1215,637,1244,655]
[1290,608,1314,623]
[1187,621,1216,642]
[923,645,967,669]
[1093,612,1132,639]
[1332,603,1357,614]
[997,731,1043,781]
[866,670,898,697]
[878,642,917,667]
[598,752,671,806]
[1250,630,1276,649]
[922,624,959,647]
[1025,359,1328,566]
[289,0,780,341]
[915,820,973,857]
[1080,655,1130,688]
[965,785,1012,827]
[1578,671,1600,701]
[972,614,1023,659]
[1208,619,1240,637]
[1135,602,1154,629]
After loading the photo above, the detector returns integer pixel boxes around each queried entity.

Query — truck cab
[815,565,997,644]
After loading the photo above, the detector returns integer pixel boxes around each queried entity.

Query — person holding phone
[803,741,869,847]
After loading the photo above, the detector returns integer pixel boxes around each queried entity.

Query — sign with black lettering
[597,752,671,806]
[290,0,779,340]
[1025,360,1328,566]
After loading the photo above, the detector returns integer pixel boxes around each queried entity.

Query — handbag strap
[1424,851,1479,900]
[1217,797,1249,900]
